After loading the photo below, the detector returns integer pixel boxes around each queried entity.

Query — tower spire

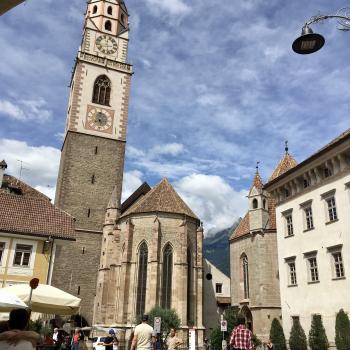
[285,140,289,154]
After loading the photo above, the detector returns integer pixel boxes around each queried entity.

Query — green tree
[148,306,181,348]
[289,318,307,350]
[209,327,223,350]
[335,309,350,350]
[308,315,329,350]
[269,318,287,350]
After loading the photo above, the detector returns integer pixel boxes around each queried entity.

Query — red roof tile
[0,175,75,240]
[251,171,263,190]
[269,152,298,182]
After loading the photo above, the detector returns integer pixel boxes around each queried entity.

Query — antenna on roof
[17,159,29,181]
[285,140,289,153]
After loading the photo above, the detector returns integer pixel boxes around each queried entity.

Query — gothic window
[121,13,125,24]
[107,6,113,15]
[92,5,97,14]
[92,75,111,106]
[252,198,258,209]
[105,20,112,31]
[161,244,173,309]
[136,242,148,317]
[241,254,249,299]
[263,199,266,209]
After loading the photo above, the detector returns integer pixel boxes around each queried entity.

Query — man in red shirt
[229,317,253,350]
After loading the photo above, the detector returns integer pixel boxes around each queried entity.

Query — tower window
[121,13,125,24]
[105,20,112,31]
[92,5,97,14]
[263,199,266,209]
[94,146,98,155]
[241,254,249,299]
[252,198,258,209]
[87,208,91,218]
[136,242,148,317]
[77,286,81,295]
[107,6,113,15]
[91,174,95,184]
[161,244,173,309]
[92,75,111,106]
[215,283,223,294]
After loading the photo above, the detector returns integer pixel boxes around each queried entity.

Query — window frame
[92,75,111,106]
[215,283,223,294]
[282,209,294,238]
[304,252,319,283]
[161,244,173,309]
[13,244,33,267]
[327,245,345,280]
[136,242,148,317]
[241,254,250,299]
[285,257,297,287]
[0,242,5,265]
[321,190,338,223]
[300,200,314,231]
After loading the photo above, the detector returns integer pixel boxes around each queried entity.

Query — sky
[0,0,349,235]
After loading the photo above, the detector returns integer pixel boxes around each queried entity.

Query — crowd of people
[0,310,276,350]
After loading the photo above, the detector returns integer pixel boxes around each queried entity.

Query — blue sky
[0,0,349,235]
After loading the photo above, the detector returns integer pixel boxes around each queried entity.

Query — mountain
[203,219,241,277]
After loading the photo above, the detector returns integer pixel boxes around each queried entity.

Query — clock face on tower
[86,106,114,133]
[95,35,118,55]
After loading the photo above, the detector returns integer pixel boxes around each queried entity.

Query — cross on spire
[285,140,289,153]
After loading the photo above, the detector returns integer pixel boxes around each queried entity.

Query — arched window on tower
[187,248,193,324]
[136,242,148,317]
[92,5,97,14]
[121,13,125,25]
[105,20,112,31]
[161,244,173,309]
[107,6,113,15]
[263,199,266,209]
[92,75,111,106]
[241,254,250,299]
[252,198,258,209]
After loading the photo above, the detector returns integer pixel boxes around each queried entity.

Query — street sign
[154,317,161,334]
[221,320,227,332]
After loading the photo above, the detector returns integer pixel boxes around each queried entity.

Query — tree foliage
[269,318,287,350]
[289,318,307,350]
[335,309,350,350]
[148,306,180,337]
[308,315,329,350]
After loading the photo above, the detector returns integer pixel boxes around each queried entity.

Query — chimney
[0,160,7,188]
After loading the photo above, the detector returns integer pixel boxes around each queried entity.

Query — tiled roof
[251,171,263,190]
[0,175,49,201]
[230,196,276,240]
[0,175,75,240]
[121,178,199,220]
[121,182,151,213]
[269,152,298,182]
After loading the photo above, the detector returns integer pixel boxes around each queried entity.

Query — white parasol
[0,289,28,312]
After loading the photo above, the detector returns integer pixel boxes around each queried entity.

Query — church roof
[121,178,199,220]
[269,152,298,182]
[121,182,151,213]
[0,175,75,240]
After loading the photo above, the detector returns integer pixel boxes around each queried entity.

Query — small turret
[248,163,269,233]
[0,160,8,188]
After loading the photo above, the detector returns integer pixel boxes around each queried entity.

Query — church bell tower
[52,0,132,324]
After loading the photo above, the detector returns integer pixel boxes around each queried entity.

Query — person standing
[0,309,39,350]
[203,336,210,350]
[229,317,254,350]
[71,329,80,350]
[130,315,155,350]
[166,328,182,350]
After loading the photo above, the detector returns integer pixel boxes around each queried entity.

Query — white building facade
[265,130,350,347]
[203,259,231,333]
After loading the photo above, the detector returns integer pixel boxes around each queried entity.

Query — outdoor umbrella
[0,289,28,312]
[1,284,81,315]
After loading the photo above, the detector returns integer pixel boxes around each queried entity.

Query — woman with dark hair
[0,309,40,350]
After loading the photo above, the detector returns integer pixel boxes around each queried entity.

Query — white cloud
[0,99,52,122]
[35,185,56,202]
[145,0,191,15]
[0,100,25,120]
[122,170,144,202]
[197,93,226,107]
[151,143,184,157]
[175,174,247,236]
[0,139,60,190]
